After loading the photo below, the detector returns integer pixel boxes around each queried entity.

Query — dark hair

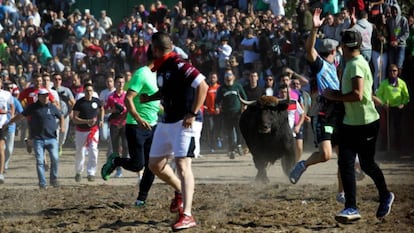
[279,83,288,90]
[151,32,172,51]
[83,82,93,89]
[114,75,124,82]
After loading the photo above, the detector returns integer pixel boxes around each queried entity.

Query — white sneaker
[0,174,4,184]
[336,192,345,204]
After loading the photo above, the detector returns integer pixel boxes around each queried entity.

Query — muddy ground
[0,142,413,233]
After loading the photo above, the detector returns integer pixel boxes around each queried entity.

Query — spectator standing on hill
[372,13,389,91]
[240,28,260,73]
[375,63,410,151]
[387,4,409,74]
[99,10,113,32]
[353,10,373,62]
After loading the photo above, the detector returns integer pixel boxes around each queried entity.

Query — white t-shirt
[287,100,304,137]
[0,90,13,128]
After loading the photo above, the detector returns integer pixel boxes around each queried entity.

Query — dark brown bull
[239,96,297,183]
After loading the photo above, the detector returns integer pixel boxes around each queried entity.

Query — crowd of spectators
[0,0,411,152]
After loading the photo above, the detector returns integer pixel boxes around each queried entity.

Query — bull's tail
[280,147,297,177]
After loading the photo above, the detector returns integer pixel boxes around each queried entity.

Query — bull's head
[240,95,292,134]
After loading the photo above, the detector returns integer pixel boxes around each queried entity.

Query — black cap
[341,29,362,48]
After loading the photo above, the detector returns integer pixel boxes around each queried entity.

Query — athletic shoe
[228,151,235,159]
[50,179,59,188]
[376,192,395,219]
[24,138,32,154]
[101,153,119,181]
[0,174,4,184]
[336,192,345,204]
[134,200,145,208]
[236,144,243,156]
[335,208,361,224]
[115,167,123,178]
[172,214,196,231]
[170,192,183,213]
[87,175,95,182]
[75,174,81,182]
[289,160,306,184]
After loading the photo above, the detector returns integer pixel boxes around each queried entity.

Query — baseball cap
[38,88,49,95]
[341,29,362,48]
[317,38,339,53]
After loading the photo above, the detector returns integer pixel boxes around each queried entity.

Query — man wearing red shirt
[104,75,128,177]
[204,72,221,152]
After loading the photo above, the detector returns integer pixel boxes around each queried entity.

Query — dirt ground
[0,141,413,233]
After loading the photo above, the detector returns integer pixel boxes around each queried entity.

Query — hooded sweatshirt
[354,16,373,50]
[386,4,409,47]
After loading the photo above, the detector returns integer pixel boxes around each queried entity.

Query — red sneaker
[170,192,183,213]
[172,214,196,231]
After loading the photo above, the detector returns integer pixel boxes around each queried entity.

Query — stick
[386,101,390,151]
[378,42,383,88]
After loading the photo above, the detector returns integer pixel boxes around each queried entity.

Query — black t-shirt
[73,97,102,130]
[156,54,204,123]
[23,101,61,139]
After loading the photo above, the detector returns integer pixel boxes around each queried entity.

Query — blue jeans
[33,138,59,187]
[100,119,112,155]
[388,46,405,68]
[4,130,15,170]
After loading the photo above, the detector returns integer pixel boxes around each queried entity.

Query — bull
[239,95,297,183]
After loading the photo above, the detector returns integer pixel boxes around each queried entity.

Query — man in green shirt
[101,46,160,207]
[324,29,394,224]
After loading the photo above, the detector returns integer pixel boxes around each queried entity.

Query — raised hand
[313,8,325,28]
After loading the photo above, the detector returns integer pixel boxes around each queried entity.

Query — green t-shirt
[341,55,379,126]
[126,66,160,126]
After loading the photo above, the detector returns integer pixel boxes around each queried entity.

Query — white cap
[38,88,49,95]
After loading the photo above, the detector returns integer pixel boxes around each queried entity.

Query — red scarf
[85,125,99,147]
[151,52,178,72]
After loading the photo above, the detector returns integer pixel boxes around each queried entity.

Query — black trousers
[114,124,156,201]
[338,120,390,209]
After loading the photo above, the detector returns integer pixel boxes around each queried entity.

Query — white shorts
[150,120,202,158]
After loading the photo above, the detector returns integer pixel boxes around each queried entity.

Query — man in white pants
[72,83,104,182]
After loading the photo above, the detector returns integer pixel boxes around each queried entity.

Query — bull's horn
[238,93,256,105]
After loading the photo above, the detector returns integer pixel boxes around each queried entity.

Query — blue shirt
[310,56,340,94]
[7,97,23,133]
[23,101,61,139]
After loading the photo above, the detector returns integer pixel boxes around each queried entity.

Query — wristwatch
[189,111,198,117]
